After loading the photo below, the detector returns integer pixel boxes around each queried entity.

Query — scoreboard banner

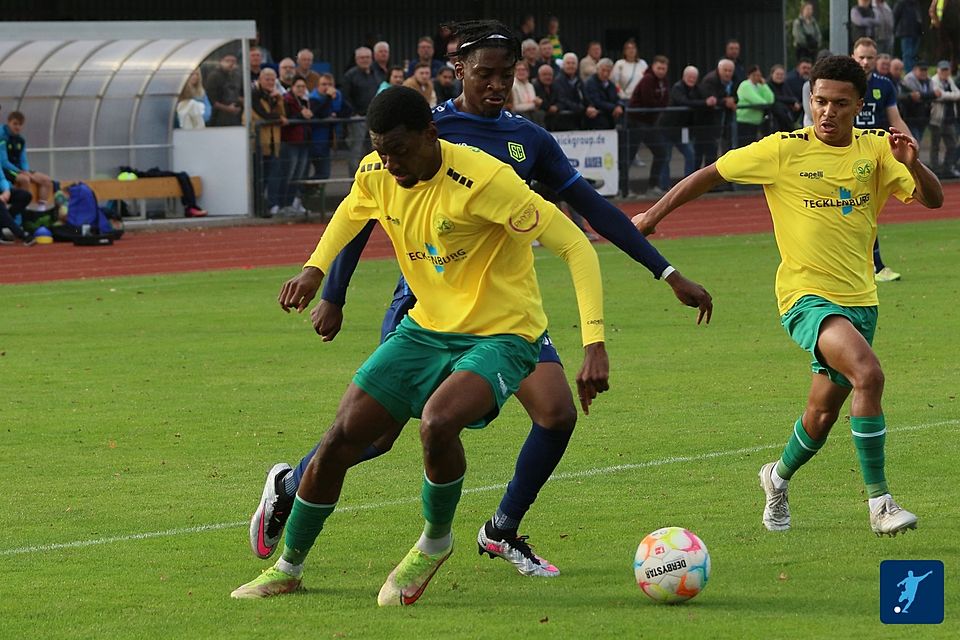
[550,129,619,197]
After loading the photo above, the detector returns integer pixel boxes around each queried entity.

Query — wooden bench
[28,176,203,217]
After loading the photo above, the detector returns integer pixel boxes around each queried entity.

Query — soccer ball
[634,526,711,603]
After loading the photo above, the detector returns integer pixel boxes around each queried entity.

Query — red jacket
[281,92,311,143]
[629,68,670,125]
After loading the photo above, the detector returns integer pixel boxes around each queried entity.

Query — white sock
[275,557,303,577]
[415,531,451,555]
[36,201,47,211]
[868,493,891,511]
[770,464,789,490]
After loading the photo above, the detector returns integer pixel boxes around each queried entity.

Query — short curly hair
[810,55,866,98]
[366,86,432,134]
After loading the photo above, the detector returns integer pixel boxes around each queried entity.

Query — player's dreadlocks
[444,19,520,63]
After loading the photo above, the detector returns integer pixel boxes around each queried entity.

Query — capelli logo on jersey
[799,170,824,180]
[384,214,401,225]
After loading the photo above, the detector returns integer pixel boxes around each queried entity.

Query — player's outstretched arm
[632,164,727,236]
[536,212,610,414]
[562,177,713,324]
[888,127,943,209]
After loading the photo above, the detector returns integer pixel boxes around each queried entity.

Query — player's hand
[278,266,324,313]
[631,210,658,236]
[311,299,344,341]
[665,271,713,325]
[0,190,9,204]
[576,342,609,415]
[888,126,919,167]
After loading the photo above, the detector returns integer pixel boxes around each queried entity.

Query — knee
[419,413,459,450]
[531,401,578,432]
[852,363,885,396]
[805,407,840,435]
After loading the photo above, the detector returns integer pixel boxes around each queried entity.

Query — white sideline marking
[2,419,956,557]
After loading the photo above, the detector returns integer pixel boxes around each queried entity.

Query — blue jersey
[432,99,580,192]
[855,73,897,129]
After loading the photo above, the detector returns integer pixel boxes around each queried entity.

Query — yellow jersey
[716,127,915,314]
[306,139,604,345]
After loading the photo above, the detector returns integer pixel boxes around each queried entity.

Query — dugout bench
[29,176,203,218]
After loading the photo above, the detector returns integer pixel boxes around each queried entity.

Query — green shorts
[353,315,543,427]
[780,295,878,388]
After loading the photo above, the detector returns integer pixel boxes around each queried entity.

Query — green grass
[1,220,958,639]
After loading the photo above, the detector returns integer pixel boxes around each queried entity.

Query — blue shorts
[380,277,563,366]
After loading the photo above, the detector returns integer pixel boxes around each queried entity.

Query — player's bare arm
[278,266,324,314]
[632,164,727,236]
[887,127,943,209]
[664,271,713,325]
[576,342,609,414]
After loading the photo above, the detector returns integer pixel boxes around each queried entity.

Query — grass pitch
[1,220,957,639]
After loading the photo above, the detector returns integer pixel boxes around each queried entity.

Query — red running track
[2,184,959,285]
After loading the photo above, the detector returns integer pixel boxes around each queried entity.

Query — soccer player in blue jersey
[247,20,713,578]
[853,37,909,283]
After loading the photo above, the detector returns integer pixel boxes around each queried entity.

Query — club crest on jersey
[853,159,874,183]
[872,88,882,100]
[508,141,526,163]
[509,203,540,232]
[434,215,455,235]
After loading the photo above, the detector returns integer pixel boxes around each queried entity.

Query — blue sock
[494,423,573,532]
[284,442,385,497]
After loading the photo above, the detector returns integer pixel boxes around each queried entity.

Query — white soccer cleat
[870,495,918,537]
[759,462,791,531]
[476,523,560,577]
[249,463,294,559]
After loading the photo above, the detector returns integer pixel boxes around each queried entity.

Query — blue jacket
[0,124,28,174]
[308,88,354,152]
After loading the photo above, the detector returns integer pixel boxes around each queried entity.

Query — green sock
[422,473,464,539]
[280,495,336,566]
[851,415,888,498]
[775,417,827,480]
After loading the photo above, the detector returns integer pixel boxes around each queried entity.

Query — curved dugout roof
[0,21,255,180]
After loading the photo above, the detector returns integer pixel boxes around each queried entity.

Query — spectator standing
[249,47,264,89]
[403,63,438,107]
[534,64,562,130]
[372,41,392,83]
[725,40,747,88]
[521,39,540,78]
[517,15,537,42]
[509,61,543,125]
[584,58,622,129]
[251,68,287,216]
[206,53,242,126]
[876,53,893,78]
[851,0,880,42]
[278,58,297,93]
[0,112,52,211]
[552,52,590,131]
[768,64,802,131]
[309,73,353,181]
[928,60,960,176]
[895,1,925,72]
[873,0,896,54]
[579,41,603,82]
[545,16,564,62]
[377,66,405,94]
[341,46,380,176]
[660,65,709,180]
[434,67,458,104]
[176,69,211,129]
[736,65,775,146]
[627,55,671,194]
[612,38,648,101]
[406,37,445,78]
[929,0,960,73]
[786,58,812,100]
[536,38,556,70]
[792,2,822,63]
[890,57,905,84]
[697,58,738,168]
[280,76,314,214]
[296,50,321,92]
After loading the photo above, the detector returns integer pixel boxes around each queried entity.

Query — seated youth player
[247,20,712,579]
[231,86,608,602]
[0,112,54,211]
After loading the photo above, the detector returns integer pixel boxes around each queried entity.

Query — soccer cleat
[377,539,454,606]
[870,495,918,537]
[477,523,559,577]
[759,462,791,531]
[874,267,901,282]
[230,565,302,599]
[249,463,294,559]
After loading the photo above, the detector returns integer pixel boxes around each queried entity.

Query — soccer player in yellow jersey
[634,56,943,536]
[231,86,608,604]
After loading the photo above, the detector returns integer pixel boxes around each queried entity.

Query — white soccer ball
[634,526,711,603]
